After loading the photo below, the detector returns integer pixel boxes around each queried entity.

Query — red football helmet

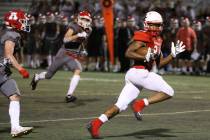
[192,20,202,31]
[77,11,92,29]
[144,11,163,36]
[4,9,30,32]
[127,16,136,26]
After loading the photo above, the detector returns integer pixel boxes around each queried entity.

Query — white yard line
[80,78,122,82]
[0,109,210,125]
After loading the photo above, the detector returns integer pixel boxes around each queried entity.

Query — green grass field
[0,69,210,140]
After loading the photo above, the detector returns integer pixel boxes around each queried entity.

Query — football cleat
[65,95,77,103]
[30,74,39,90]
[87,119,103,139]
[133,111,143,121]
[11,126,33,138]
[131,99,146,121]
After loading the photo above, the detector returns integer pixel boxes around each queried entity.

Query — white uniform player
[87,11,186,138]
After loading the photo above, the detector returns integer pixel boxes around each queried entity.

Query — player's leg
[130,69,174,120]
[87,72,140,138]
[1,79,33,137]
[31,48,67,90]
[65,59,82,102]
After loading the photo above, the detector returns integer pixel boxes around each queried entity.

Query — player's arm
[63,28,79,43]
[158,53,174,68]
[63,28,88,43]
[125,41,146,60]
[158,40,185,68]
[4,40,22,71]
[4,40,29,78]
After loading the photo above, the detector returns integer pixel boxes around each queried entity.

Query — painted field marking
[0,109,210,125]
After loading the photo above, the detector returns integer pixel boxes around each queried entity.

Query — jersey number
[9,12,18,20]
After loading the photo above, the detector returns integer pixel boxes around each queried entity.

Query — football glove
[80,49,88,57]
[19,68,29,78]
[77,31,88,38]
[171,40,186,58]
[145,47,156,62]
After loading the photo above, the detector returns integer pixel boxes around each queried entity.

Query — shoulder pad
[68,22,81,34]
[1,30,20,44]
[133,30,151,43]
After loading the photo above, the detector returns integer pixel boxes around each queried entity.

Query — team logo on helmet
[4,9,30,32]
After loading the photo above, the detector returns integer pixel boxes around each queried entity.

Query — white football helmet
[77,11,92,29]
[144,11,163,36]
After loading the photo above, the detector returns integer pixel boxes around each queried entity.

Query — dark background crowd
[1,0,210,75]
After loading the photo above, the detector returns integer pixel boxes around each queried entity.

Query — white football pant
[115,68,174,112]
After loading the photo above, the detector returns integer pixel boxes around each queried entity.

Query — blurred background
[0,0,210,75]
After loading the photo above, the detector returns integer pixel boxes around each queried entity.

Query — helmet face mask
[19,18,30,32]
[144,11,163,36]
[4,9,30,32]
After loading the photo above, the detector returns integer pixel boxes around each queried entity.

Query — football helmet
[60,15,68,25]
[46,12,55,23]
[77,11,92,29]
[144,11,163,36]
[4,9,30,32]
[38,14,46,24]
[192,20,202,31]
[127,16,136,26]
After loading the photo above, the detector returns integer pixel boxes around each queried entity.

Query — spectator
[117,19,131,72]
[176,17,197,74]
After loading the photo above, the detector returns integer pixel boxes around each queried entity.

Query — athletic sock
[67,75,80,96]
[98,114,108,123]
[9,101,20,130]
[143,98,149,106]
[36,71,47,81]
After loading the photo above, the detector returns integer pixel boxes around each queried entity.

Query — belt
[132,65,145,69]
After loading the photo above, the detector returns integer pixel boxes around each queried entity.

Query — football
[136,46,149,56]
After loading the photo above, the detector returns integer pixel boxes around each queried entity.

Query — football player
[87,11,185,138]
[0,9,33,137]
[31,11,92,102]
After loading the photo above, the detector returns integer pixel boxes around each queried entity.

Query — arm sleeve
[1,31,20,48]
[133,31,151,42]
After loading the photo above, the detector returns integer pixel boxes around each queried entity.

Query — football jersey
[132,30,163,70]
[0,29,20,58]
[64,22,87,50]
[0,29,20,83]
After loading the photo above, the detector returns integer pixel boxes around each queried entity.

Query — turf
[0,69,210,140]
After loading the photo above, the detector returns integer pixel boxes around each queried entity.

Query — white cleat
[11,126,33,138]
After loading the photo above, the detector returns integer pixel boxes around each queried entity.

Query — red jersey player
[87,11,185,138]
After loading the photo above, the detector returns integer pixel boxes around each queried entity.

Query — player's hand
[145,47,155,62]
[19,68,29,78]
[80,49,88,57]
[76,31,88,38]
[171,40,185,58]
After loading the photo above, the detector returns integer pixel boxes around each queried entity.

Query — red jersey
[132,30,163,70]
[176,27,197,51]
